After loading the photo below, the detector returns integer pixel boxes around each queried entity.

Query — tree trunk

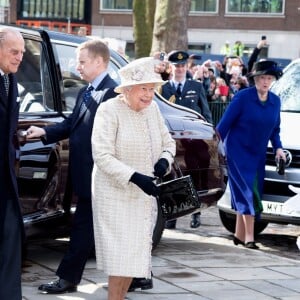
[133,0,156,58]
[151,0,191,55]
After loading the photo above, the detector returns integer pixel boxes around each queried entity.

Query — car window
[53,43,86,111]
[17,38,54,113]
[53,42,121,112]
[271,60,300,112]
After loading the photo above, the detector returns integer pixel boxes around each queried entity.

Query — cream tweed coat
[91,95,175,278]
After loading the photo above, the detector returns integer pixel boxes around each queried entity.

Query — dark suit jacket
[43,74,117,199]
[161,79,213,123]
[0,73,24,242]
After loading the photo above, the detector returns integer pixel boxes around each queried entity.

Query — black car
[11,25,225,248]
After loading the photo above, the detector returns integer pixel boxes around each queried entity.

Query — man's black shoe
[128,277,153,292]
[165,219,176,229]
[38,278,77,294]
[190,212,201,228]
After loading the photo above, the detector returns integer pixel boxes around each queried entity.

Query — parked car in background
[10,25,226,249]
[218,58,300,235]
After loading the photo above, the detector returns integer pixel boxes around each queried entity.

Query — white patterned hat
[114,57,165,93]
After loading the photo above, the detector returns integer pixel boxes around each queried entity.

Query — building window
[101,0,133,10]
[190,0,218,13]
[100,0,217,12]
[189,43,212,54]
[226,0,284,14]
[20,0,86,20]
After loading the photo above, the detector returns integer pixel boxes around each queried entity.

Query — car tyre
[152,204,165,250]
[219,210,269,235]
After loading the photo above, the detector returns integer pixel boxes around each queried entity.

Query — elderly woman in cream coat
[91,57,176,300]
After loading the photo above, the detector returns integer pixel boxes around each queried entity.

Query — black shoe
[128,277,153,292]
[233,236,245,246]
[128,278,153,292]
[38,278,77,294]
[190,213,201,228]
[165,219,176,229]
[245,241,259,249]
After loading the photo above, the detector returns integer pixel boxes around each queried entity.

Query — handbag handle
[173,158,184,177]
[156,157,183,185]
[161,150,183,178]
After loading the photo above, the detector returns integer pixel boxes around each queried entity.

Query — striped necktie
[3,74,9,95]
[80,85,94,112]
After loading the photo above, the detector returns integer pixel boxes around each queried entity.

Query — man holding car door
[26,38,118,295]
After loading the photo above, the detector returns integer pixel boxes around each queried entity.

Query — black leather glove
[130,172,160,196]
[153,158,169,178]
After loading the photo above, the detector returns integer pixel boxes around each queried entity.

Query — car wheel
[152,205,165,250]
[219,210,236,233]
[218,210,269,235]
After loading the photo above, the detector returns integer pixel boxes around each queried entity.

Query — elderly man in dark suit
[26,39,119,294]
[160,50,213,230]
[0,27,25,300]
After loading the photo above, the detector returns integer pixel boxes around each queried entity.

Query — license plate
[262,201,284,215]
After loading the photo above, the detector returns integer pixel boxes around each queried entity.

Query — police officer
[160,50,212,229]
[161,50,212,122]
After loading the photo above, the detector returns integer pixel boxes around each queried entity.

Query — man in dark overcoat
[0,27,25,300]
[26,39,118,294]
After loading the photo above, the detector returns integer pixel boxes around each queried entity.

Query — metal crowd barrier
[208,100,231,126]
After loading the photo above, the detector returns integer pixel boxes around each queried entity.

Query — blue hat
[168,50,189,65]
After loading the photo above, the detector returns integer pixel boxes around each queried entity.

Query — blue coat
[217,86,282,215]
[43,74,117,199]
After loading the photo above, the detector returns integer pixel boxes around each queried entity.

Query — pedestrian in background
[232,40,244,57]
[26,39,118,294]
[220,40,231,56]
[0,27,25,300]
[160,50,212,230]
[91,57,176,300]
[160,50,212,123]
[217,60,286,249]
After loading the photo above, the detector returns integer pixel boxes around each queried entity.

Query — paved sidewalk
[22,222,300,300]
[22,208,300,300]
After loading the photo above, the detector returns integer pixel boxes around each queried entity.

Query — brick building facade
[7,1,300,59]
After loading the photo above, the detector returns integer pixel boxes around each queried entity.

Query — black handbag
[157,160,201,220]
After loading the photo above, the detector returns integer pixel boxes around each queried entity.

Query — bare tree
[132,0,156,58]
[151,0,191,55]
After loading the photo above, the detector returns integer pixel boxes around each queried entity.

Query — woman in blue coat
[217,60,286,249]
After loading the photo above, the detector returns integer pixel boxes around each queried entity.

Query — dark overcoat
[0,73,24,242]
[161,79,213,123]
[43,74,117,199]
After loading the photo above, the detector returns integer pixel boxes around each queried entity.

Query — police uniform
[161,51,212,229]
[160,51,212,123]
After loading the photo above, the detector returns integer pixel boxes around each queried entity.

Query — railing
[208,100,231,126]
[16,20,91,35]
